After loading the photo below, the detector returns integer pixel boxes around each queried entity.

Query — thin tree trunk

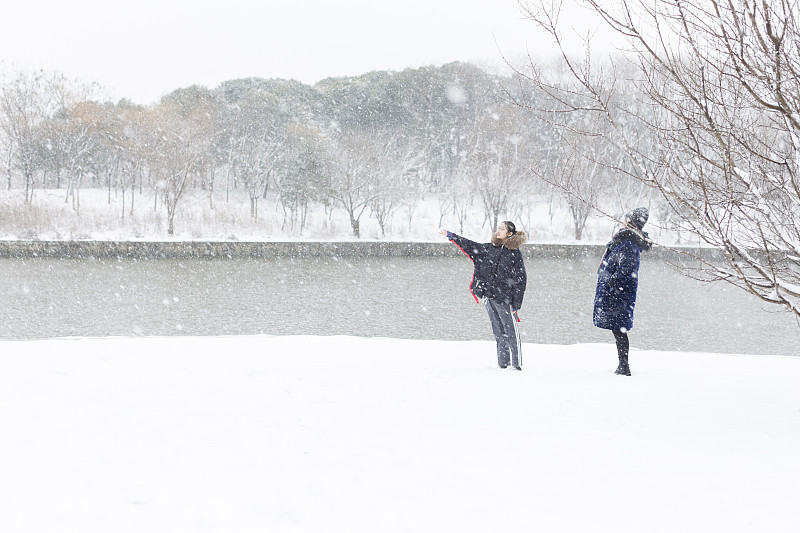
[349,213,360,238]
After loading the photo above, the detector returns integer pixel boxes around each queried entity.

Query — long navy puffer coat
[448,231,527,310]
[593,228,651,332]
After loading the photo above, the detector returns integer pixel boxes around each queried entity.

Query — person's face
[495,223,510,240]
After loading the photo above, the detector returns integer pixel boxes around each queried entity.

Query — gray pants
[485,298,522,368]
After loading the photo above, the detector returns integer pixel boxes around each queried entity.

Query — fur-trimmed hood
[491,230,528,250]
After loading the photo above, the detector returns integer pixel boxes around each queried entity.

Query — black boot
[613,331,631,376]
[614,352,631,376]
[614,361,631,376]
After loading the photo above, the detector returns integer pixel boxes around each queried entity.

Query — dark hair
[502,221,517,234]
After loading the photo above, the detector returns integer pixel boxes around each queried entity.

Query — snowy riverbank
[0,187,683,246]
[1,335,798,532]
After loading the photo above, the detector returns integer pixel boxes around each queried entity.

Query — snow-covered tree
[141,96,215,236]
[229,131,283,221]
[465,104,531,231]
[521,0,800,318]
[276,122,328,233]
[0,70,65,202]
[46,100,106,213]
[327,131,384,238]
[369,133,426,236]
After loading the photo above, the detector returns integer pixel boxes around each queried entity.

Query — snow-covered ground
[2,335,797,532]
[0,187,676,245]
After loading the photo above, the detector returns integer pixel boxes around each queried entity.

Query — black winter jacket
[448,231,528,310]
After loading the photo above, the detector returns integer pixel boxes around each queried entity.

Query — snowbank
[0,188,665,245]
[1,335,797,532]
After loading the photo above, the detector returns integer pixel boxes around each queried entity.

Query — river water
[1,255,797,356]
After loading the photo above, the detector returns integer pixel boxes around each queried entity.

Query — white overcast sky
[1,0,609,105]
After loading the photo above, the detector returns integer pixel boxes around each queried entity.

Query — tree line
[0,61,653,239]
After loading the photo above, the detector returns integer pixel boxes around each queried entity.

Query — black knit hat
[625,208,649,229]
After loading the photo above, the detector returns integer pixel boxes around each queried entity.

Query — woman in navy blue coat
[441,221,527,370]
[594,208,651,376]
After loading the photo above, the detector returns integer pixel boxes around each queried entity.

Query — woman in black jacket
[441,221,528,370]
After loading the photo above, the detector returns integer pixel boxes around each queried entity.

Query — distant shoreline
[0,240,723,261]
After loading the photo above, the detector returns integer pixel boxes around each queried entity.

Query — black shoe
[512,365,522,371]
[499,364,509,369]
[614,363,631,376]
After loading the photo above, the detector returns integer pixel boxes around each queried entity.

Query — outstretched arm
[441,229,481,261]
